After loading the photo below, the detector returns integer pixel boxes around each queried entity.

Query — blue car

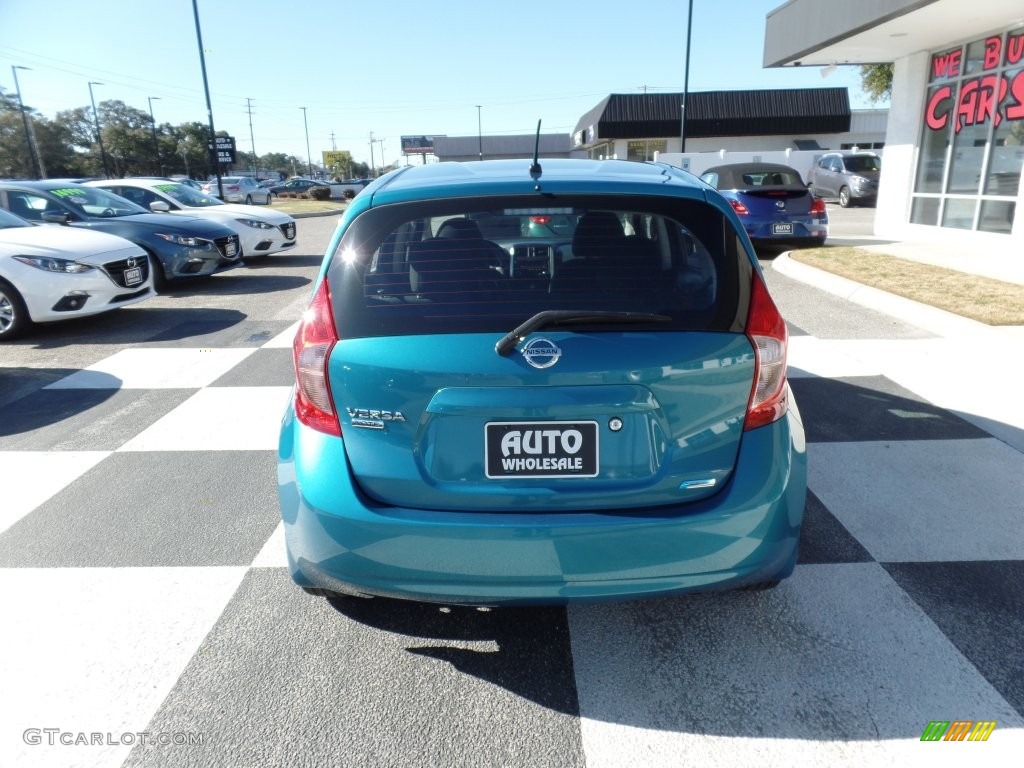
[699,163,828,250]
[279,158,807,605]
[0,181,242,289]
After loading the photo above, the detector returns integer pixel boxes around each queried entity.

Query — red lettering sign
[1006,32,1024,66]
[983,36,1002,70]
[926,85,953,130]
[1008,70,1024,121]
[932,49,962,79]
[955,75,1008,132]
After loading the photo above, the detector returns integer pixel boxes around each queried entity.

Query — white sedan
[200,176,272,205]
[86,179,297,260]
[0,207,154,341]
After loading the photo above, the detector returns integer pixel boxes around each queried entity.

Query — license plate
[485,421,598,478]
[123,266,143,286]
[772,222,793,235]
[225,241,238,256]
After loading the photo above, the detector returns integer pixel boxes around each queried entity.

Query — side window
[7,192,52,222]
[829,157,843,172]
[136,188,162,209]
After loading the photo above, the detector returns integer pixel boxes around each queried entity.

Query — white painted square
[0,566,247,768]
[262,321,299,349]
[44,348,257,390]
[810,438,1024,562]
[0,451,110,536]
[787,337,884,379]
[251,522,287,568]
[569,563,1024,768]
[117,387,292,452]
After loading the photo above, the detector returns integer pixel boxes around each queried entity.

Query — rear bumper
[278,395,807,605]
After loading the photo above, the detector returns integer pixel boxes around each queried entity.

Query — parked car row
[0,179,298,340]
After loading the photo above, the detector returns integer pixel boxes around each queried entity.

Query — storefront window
[916,85,953,193]
[910,197,940,226]
[940,198,976,229]
[979,200,1016,233]
[912,29,1024,233]
[626,140,667,162]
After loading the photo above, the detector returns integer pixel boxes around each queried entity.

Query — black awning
[575,88,851,140]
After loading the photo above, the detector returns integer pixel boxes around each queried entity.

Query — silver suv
[808,152,881,208]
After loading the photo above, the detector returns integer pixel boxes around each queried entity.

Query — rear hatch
[321,194,758,512]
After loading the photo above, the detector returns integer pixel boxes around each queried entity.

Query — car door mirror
[41,211,71,224]
[149,201,171,212]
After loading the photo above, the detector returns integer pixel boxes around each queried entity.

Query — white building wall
[874,52,927,239]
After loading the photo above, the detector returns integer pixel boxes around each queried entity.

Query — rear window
[326,195,745,338]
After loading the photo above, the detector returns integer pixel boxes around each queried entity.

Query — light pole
[192,0,222,198]
[476,105,483,161]
[301,107,312,177]
[680,0,694,153]
[246,98,258,178]
[88,81,110,178]
[147,96,162,175]
[11,65,41,178]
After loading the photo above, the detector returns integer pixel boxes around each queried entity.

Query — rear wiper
[495,310,671,356]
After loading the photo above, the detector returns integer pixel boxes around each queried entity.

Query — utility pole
[301,106,312,177]
[148,96,162,175]
[87,81,110,178]
[330,131,336,151]
[680,0,694,153]
[476,105,483,161]
[369,131,375,177]
[192,0,223,198]
[11,66,41,178]
[246,98,258,178]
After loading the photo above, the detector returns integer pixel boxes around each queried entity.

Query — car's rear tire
[838,186,851,208]
[0,278,32,341]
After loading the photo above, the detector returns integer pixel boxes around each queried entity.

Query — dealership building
[764,0,1024,244]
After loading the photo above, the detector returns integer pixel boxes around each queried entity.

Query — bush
[309,186,332,201]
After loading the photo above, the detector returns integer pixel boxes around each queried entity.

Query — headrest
[572,211,625,259]
[436,218,483,240]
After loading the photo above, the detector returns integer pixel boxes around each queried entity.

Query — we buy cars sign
[208,136,237,164]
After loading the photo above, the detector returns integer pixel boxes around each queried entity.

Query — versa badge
[347,408,406,430]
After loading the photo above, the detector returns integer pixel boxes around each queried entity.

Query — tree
[860,63,893,104]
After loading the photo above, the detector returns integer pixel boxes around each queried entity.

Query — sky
[0,0,879,170]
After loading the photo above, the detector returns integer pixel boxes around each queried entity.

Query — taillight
[292,280,341,436]
[743,274,788,431]
[810,198,827,214]
[530,215,551,225]
[728,199,749,216]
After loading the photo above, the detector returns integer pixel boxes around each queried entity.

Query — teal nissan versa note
[278,158,807,605]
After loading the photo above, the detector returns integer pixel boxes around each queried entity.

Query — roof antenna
[529,119,542,184]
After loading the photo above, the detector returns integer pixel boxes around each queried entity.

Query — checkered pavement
[1,290,1022,768]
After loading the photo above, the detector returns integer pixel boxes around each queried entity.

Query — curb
[771,251,1013,339]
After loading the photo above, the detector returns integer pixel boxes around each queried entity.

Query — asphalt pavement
[1,208,1021,767]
